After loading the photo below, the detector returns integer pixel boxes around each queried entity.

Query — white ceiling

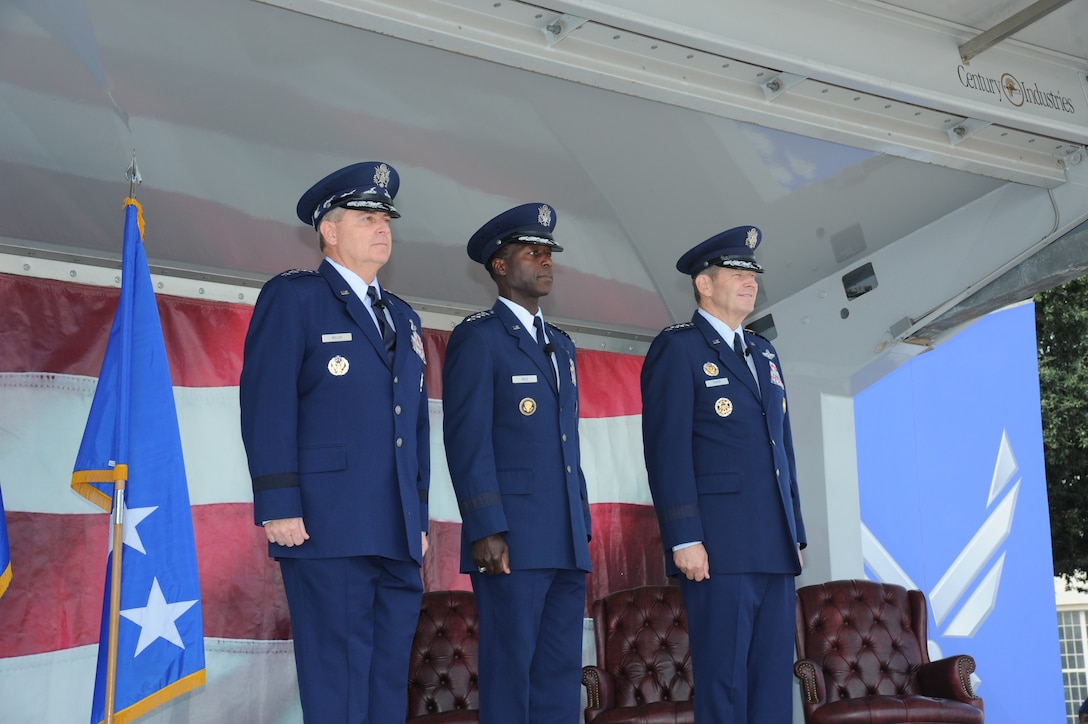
[0,0,1085,381]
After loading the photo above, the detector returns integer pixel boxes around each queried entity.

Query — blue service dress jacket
[641,311,805,577]
[240,259,429,564]
[442,301,592,573]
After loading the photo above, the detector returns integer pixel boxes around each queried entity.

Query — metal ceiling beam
[908,215,1088,341]
[757,160,1088,395]
[264,0,1084,187]
[959,0,1077,65]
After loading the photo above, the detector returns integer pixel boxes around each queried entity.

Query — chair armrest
[793,658,826,705]
[581,665,616,723]
[917,654,982,706]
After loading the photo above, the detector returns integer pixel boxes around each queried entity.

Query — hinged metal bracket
[760,72,806,102]
[947,118,991,146]
[541,14,587,47]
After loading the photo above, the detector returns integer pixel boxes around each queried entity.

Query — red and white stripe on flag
[0,270,665,718]
[0,271,666,717]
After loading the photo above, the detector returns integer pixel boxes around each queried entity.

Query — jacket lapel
[747,334,776,408]
[384,294,418,370]
[691,312,759,399]
[494,301,557,393]
[320,260,390,368]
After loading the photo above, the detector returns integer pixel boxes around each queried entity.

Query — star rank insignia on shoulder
[278,268,319,278]
[546,322,572,342]
[744,328,777,359]
[663,322,694,333]
[463,309,494,324]
[745,328,771,343]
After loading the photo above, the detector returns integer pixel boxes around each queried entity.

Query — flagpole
[104,468,127,724]
[104,153,142,723]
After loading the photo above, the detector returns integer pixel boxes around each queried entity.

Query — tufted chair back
[794,579,983,724]
[406,590,479,722]
[582,584,694,723]
[797,578,926,701]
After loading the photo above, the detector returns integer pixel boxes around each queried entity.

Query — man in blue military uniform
[641,226,806,723]
[239,161,430,723]
[442,203,592,723]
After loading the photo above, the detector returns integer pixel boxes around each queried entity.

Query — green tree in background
[1037,276,1088,589]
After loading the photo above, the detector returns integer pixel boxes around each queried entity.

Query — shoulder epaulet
[663,322,694,333]
[745,328,771,344]
[383,290,409,306]
[277,268,320,279]
[545,321,572,341]
[462,309,494,324]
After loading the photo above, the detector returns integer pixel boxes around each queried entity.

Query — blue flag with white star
[71,199,205,723]
[0,484,10,599]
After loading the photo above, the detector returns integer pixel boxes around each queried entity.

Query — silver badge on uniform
[328,355,349,376]
[715,398,733,417]
[746,228,758,249]
[538,204,552,226]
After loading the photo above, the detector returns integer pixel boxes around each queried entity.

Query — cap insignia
[373,163,391,188]
[538,204,552,227]
[745,228,758,249]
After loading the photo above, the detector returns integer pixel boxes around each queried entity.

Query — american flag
[0,267,664,722]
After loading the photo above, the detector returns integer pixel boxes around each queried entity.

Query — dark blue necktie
[734,331,758,388]
[534,317,549,354]
[534,317,557,384]
[367,286,395,363]
[732,331,746,363]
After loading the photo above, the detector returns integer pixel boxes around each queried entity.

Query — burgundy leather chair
[794,579,984,723]
[582,584,695,724]
[407,590,479,722]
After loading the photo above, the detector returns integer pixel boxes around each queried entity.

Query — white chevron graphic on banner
[860,523,919,591]
[931,481,1020,627]
[863,430,1021,638]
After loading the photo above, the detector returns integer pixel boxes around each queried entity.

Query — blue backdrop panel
[855,302,1062,722]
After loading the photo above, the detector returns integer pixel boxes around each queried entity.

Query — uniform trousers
[471,568,586,724]
[279,555,422,724]
[678,571,794,724]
